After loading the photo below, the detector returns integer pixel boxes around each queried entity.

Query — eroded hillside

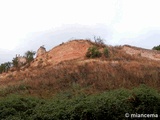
[0,40,160,97]
[123,45,160,61]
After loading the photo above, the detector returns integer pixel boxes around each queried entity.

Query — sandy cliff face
[48,40,91,64]
[31,40,92,67]
[18,41,160,69]
[122,45,160,61]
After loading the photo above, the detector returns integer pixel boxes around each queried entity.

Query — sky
[0,0,160,64]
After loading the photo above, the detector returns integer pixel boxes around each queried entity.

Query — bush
[0,85,160,119]
[86,46,101,58]
[12,56,19,68]
[94,36,105,47]
[25,50,36,63]
[33,85,160,119]
[152,45,160,51]
[0,95,43,120]
[130,85,160,114]
[103,47,109,58]
[0,62,12,74]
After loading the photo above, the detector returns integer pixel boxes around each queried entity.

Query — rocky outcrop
[123,45,160,61]
[16,54,27,66]
[31,40,92,68]
[37,46,46,57]
[18,56,27,66]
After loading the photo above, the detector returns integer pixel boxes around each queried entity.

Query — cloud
[1,0,160,63]
[118,29,160,49]
[0,49,16,63]
[0,24,111,64]
[16,24,112,51]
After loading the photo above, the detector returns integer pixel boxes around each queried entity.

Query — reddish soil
[0,40,160,84]
[122,45,160,61]
[48,40,91,64]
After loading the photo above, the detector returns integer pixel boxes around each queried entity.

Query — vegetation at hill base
[0,85,159,120]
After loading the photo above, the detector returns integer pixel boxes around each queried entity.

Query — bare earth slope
[123,45,160,61]
[31,40,92,67]
[0,40,160,97]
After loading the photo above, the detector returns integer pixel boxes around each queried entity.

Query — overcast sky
[0,0,160,64]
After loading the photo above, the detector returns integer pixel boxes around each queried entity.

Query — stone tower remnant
[16,54,27,66]
[37,46,46,57]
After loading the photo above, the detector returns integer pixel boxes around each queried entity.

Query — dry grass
[0,40,160,98]
[1,58,159,98]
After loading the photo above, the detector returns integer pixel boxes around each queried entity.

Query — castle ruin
[16,54,27,66]
[37,46,46,57]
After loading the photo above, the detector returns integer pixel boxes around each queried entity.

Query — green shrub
[12,56,19,68]
[152,45,160,51]
[0,95,43,120]
[33,85,160,119]
[130,85,160,114]
[25,50,36,63]
[0,85,160,119]
[86,46,101,58]
[103,47,109,58]
[0,62,11,74]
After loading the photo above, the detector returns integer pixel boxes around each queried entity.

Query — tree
[0,62,11,74]
[94,36,105,47]
[24,50,36,63]
[0,63,5,73]
[152,45,160,51]
[12,56,19,68]
[4,62,11,72]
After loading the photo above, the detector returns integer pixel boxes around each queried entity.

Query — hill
[0,39,160,98]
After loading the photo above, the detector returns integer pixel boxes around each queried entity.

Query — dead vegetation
[0,39,160,98]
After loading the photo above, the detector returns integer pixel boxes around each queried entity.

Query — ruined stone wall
[37,46,46,57]
[17,56,27,66]
[15,54,27,66]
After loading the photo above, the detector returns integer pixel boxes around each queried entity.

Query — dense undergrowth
[0,85,160,120]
